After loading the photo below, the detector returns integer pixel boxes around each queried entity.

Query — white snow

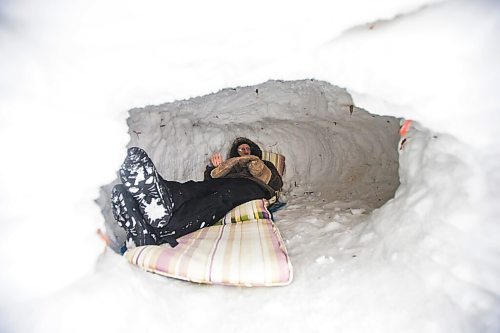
[143,198,168,221]
[1,0,499,333]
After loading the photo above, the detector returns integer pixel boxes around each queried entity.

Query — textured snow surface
[96,80,401,248]
[0,0,499,332]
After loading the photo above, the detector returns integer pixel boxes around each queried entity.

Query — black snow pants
[161,177,269,241]
[112,175,269,248]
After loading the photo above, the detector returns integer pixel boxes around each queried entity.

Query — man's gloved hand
[247,159,272,184]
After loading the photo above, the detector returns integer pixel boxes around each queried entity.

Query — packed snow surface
[0,0,499,333]
[96,80,401,249]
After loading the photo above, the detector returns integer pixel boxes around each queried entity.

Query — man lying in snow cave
[111,137,283,248]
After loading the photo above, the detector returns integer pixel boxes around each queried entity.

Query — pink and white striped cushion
[124,217,292,286]
[262,151,285,176]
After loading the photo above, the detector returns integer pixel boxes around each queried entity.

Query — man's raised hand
[210,153,223,167]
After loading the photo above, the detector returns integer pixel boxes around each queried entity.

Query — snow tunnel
[97,79,401,250]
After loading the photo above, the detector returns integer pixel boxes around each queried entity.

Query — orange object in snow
[97,228,111,246]
[399,120,412,136]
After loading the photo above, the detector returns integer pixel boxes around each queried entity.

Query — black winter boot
[111,184,159,247]
[119,147,173,228]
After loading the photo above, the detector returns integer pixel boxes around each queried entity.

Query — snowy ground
[1,0,499,332]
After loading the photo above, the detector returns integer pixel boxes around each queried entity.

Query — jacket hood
[229,137,262,159]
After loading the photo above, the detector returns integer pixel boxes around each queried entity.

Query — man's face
[237,144,251,156]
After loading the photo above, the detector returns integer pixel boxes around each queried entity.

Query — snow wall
[1,0,499,331]
[97,79,401,250]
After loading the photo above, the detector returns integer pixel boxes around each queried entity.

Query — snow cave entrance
[98,79,401,250]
